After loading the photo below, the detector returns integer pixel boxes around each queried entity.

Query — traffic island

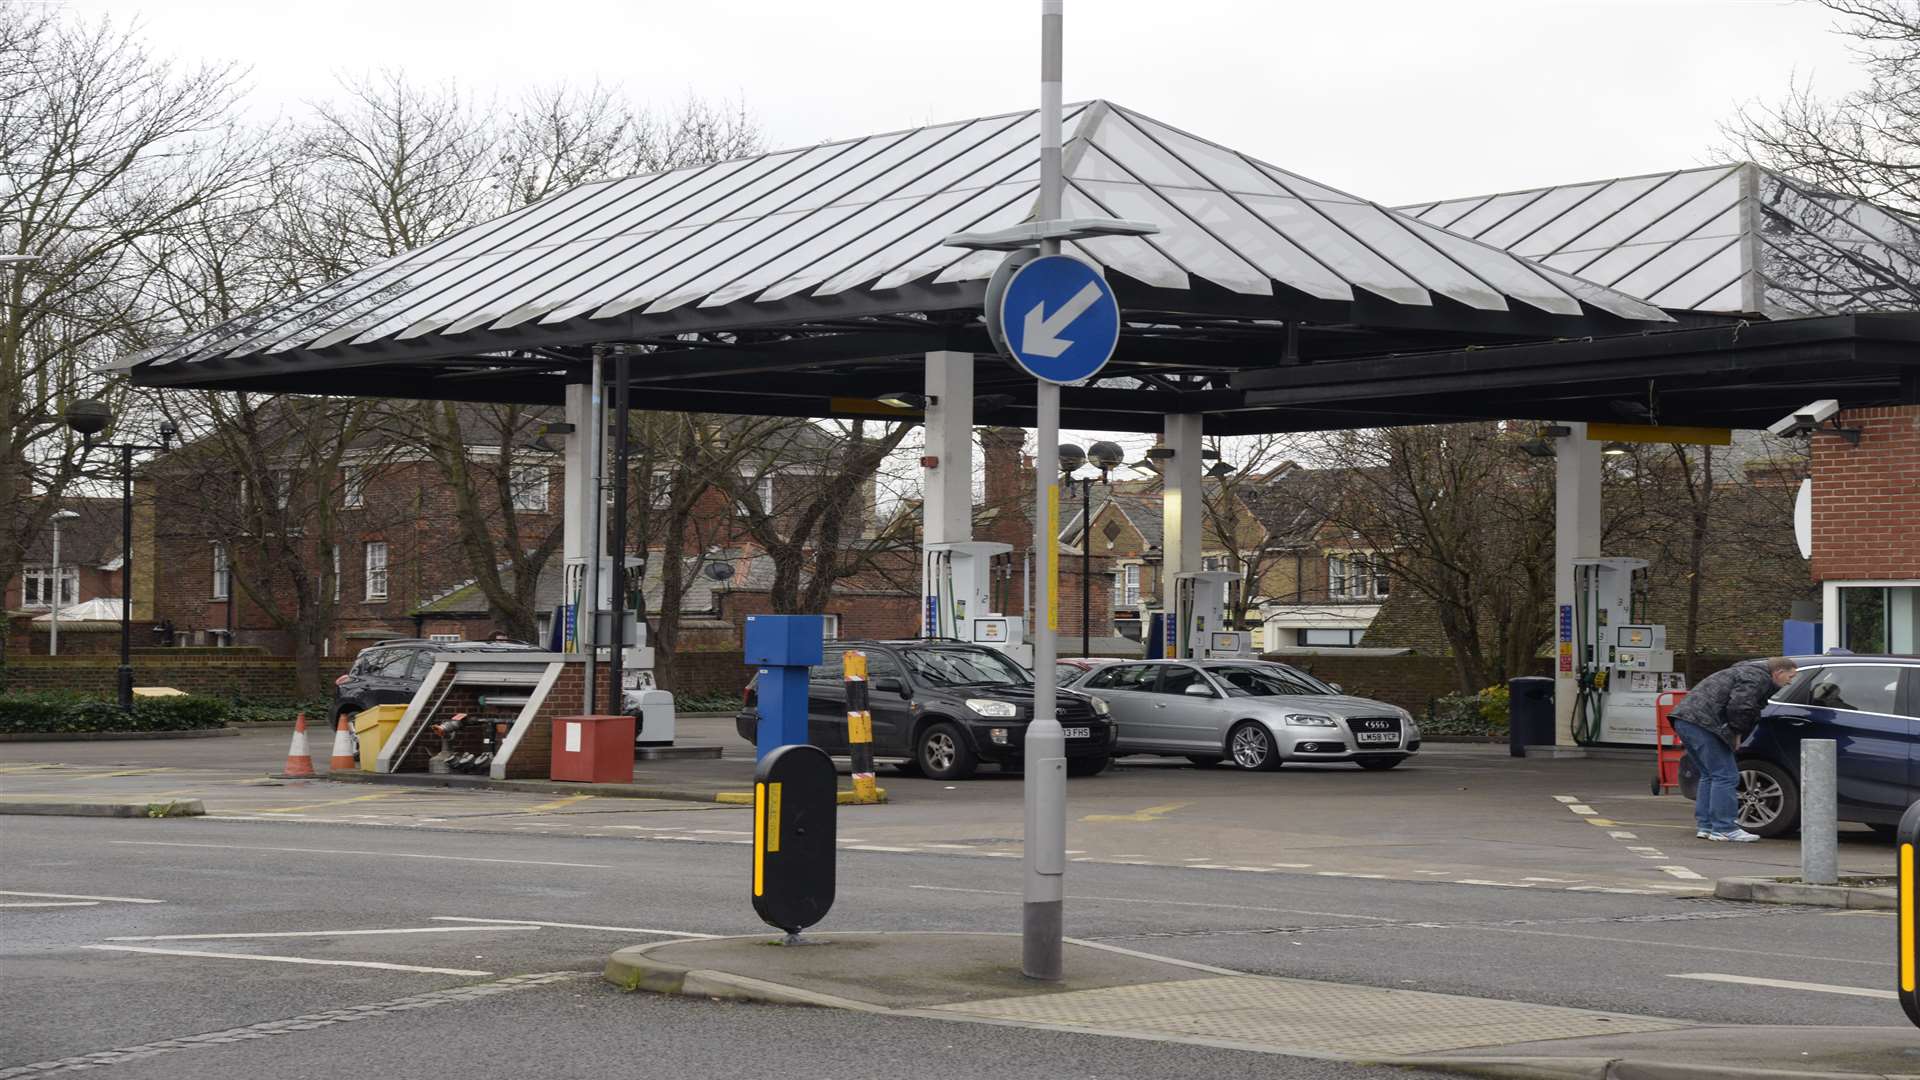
[1715,875,1895,911]
[605,933,1914,1078]
[0,799,205,818]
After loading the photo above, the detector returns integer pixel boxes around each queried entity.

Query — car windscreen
[902,646,1032,688]
[1207,664,1334,697]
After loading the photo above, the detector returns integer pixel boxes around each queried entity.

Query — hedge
[0,692,230,734]
[1424,689,1510,737]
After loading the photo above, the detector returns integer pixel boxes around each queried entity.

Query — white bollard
[1801,739,1838,885]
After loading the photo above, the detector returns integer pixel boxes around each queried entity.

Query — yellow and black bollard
[844,650,880,804]
[1899,801,1920,1027]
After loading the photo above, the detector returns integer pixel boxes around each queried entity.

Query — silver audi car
[1069,659,1421,771]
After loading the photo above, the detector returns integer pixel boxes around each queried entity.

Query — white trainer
[1695,829,1710,839]
[1708,828,1761,843]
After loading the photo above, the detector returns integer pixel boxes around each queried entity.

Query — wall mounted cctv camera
[1767,399,1842,438]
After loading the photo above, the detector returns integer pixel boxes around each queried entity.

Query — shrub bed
[1423,689,1509,738]
[0,692,230,734]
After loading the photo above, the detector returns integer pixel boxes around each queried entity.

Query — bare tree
[1199,433,1303,629]
[712,418,918,615]
[1726,0,1920,211]
[1308,424,1557,691]
[0,3,264,682]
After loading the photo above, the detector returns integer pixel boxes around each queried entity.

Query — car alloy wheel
[1230,723,1277,771]
[924,730,957,773]
[1737,767,1786,831]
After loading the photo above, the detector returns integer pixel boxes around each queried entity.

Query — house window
[342,467,365,509]
[23,565,77,609]
[364,541,389,601]
[211,544,231,601]
[1329,553,1388,600]
[649,471,672,509]
[1122,564,1142,607]
[271,469,291,511]
[820,615,840,641]
[510,464,548,512]
[1301,628,1362,647]
[736,471,774,513]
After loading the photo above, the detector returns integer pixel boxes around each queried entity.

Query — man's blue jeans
[1673,718,1739,834]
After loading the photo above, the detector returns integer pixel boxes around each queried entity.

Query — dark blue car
[1681,655,1920,837]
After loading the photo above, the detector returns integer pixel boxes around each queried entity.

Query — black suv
[331,638,539,724]
[735,640,1117,781]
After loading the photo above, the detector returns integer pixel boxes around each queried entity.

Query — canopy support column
[1162,413,1203,658]
[1555,422,1602,746]
[921,352,976,634]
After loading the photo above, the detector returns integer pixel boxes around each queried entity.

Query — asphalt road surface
[1,811,1898,1079]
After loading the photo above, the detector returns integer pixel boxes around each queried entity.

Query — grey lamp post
[63,400,175,709]
[1057,440,1125,659]
[47,510,79,655]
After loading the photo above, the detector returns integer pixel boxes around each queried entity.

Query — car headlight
[1087,696,1110,716]
[1285,713,1337,727]
[967,699,1018,718]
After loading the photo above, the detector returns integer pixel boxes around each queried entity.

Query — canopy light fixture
[1602,441,1631,457]
[875,391,932,410]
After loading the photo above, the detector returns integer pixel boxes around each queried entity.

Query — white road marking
[844,845,919,852]
[1566,885,1660,894]
[0,901,99,908]
[1316,871,1388,879]
[1453,925,1889,965]
[908,884,1398,922]
[1609,830,1639,839]
[1522,877,1580,883]
[1567,804,1598,816]
[1668,973,1895,999]
[1553,795,1580,803]
[0,889,163,904]
[431,916,716,938]
[1657,867,1708,880]
[1625,846,1663,854]
[107,926,535,942]
[1269,862,1314,868]
[84,944,491,976]
[109,840,610,869]
[1456,879,1534,888]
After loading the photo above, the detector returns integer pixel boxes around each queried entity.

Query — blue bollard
[744,615,824,762]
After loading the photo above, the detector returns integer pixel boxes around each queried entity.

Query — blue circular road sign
[994,253,1120,384]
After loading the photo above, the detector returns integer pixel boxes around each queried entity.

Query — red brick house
[1811,405,1920,653]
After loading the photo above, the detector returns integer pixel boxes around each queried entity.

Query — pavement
[601,931,1920,1078]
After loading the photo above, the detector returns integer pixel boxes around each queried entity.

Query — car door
[806,651,849,752]
[1146,665,1228,751]
[861,649,914,757]
[1783,664,1912,815]
[1081,664,1158,751]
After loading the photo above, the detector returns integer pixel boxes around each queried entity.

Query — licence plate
[1356,732,1397,744]
[1063,726,1091,739]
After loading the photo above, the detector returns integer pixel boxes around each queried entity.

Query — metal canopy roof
[1401,163,1920,317]
[127,100,1678,432]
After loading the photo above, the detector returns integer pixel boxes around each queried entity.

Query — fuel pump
[924,541,1030,665]
[1572,557,1686,745]
[1169,570,1256,660]
[566,555,675,743]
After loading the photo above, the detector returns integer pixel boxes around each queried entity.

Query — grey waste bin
[1508,676,1555,757]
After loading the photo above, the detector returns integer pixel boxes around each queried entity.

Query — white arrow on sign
[1021,282,1103,359]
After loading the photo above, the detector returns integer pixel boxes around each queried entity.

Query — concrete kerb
[325,767,885,806]
[0,799,205,818]
[1393,1058,1886,1080]
[1715,875,1896,911]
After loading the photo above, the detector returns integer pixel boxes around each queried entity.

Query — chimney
[979,427,1028,512]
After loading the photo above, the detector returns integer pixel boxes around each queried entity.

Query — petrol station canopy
[127,101,1920,433]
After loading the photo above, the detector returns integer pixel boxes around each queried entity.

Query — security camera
[1767,399,1841,438]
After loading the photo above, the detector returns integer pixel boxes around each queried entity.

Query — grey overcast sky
[95,0,1855,207]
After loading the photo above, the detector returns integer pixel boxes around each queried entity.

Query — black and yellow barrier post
[845,650,880,804]
[752,743,836,941]
[1899,801,1920,1027]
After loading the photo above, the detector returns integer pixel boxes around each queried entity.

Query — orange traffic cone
[328,715,357,772]
[275,713,316,778]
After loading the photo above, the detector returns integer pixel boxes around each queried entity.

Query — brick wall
[0,654,349,699]
[1810,405,1920,582]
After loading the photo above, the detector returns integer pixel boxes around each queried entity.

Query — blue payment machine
[745,614,824,762]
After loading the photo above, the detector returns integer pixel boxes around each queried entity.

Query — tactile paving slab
[928,975,1690,1056]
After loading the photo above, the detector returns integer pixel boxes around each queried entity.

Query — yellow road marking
[259,792,402,814]
[523,794,595,814]
[0,763,63,773]
[1082,801,1191,823]
[103,768,174,777]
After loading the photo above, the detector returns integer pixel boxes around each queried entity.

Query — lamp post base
[117,666,134,711]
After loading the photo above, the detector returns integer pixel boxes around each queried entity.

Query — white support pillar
[1162,414,1204,657]
[563,382,593,566]
[1554,422,1602,745]
[921,352,976,635]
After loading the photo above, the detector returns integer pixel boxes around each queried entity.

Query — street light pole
[63,400,172,711]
